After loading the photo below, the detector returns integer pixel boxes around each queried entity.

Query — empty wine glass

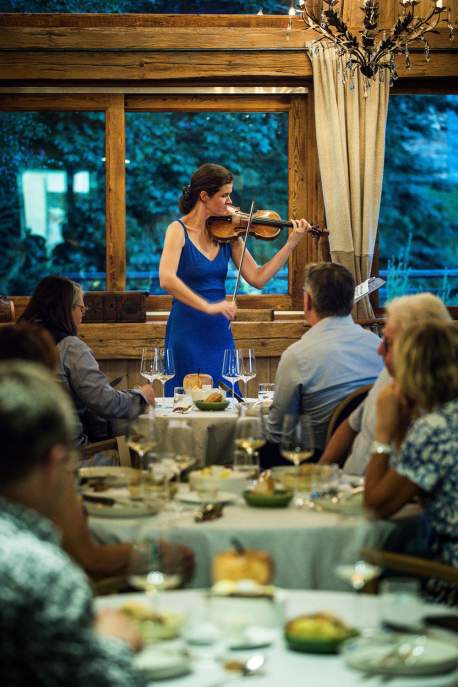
[222,348,242,407]
[164,419,196,476]
[140,347,163,415]
[239,348,256,399]
[156,348,175,407]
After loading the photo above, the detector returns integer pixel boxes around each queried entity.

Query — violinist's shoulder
[165,220,186,244]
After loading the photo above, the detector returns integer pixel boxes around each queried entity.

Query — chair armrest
[362,548,458,585]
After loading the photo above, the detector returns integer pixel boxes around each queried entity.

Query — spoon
[223,653,265,675]
[208,654,265,686]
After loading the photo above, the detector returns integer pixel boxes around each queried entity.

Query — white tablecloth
[96,589,457,687]
[154,398,241,467]
[89,493,416,590]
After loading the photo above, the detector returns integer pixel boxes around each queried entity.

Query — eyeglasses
[74,304,89,314]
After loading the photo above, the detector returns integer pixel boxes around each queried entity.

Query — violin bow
[231,199,255,303]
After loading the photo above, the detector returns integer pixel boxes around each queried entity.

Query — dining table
[88,486,419,591]
[153,397,243,467]
[95,588,458,687]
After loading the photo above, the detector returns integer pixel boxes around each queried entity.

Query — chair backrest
[362,547,458,585]
[80,435,131,466]
[325,383,373,447]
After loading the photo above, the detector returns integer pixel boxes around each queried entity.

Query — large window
[378,94,458,306]
[0,93,307,306]
[125,111,288,294]
[0,110,106,294]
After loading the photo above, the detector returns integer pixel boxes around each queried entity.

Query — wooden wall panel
[105,95,126,291]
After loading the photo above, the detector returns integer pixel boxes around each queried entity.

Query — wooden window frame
[1,91,319,311]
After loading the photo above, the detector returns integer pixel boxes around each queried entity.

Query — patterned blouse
[395,398,458,567]
[0,497,144,687]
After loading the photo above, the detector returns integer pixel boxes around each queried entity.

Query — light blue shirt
[267,316,384,450]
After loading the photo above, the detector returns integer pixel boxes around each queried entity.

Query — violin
[206,208,328,244]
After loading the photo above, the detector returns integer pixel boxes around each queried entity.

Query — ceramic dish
[176,490,237,505]
[342,633,458,676]
[79,466,137,488]
[134,647,192,680]
[194,400,230,411]
[315,492,364,516]
[243,490,293,508]
[285,613,357,654]
[189,467,247,495]
[85,500,158,518]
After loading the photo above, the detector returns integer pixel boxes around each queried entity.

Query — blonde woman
[364,321,457,577]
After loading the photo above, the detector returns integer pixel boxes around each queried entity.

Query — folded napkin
[172,401,193,414]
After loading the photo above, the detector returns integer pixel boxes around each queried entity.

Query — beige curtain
[308,42,390,319]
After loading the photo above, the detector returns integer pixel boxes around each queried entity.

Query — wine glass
[222,348,242,407]
[233,415,265,467]
[140,347,163,415]
[126,415,158,464]
[239,348,256,399]
[156,348,175,407]
[280,413,315,470]
[164,419,196,477]
[129,537,186,608]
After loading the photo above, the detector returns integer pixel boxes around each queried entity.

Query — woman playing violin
[159,162,310,395]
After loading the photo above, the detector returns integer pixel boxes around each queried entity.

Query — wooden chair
[362,547,458,586]
[80,435,131,466]
[325,383,373,448]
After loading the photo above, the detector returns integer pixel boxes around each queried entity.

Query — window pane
[379,95,458,306]
[0,1,287,14]
[0,111,106,295]
[125,111,289,295]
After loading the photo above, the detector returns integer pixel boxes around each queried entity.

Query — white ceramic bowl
[189,466,247,495]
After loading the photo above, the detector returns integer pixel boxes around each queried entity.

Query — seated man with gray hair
[0,361,143,685]
[261,262,383,468]
[320,292,452,475]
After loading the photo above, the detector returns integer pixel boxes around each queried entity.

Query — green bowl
[285,629,358,654]
[195,400,230,411]
[243,490,293,508]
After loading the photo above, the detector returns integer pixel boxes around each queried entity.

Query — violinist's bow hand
[288,218,311,248]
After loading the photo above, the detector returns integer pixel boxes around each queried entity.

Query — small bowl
[189,468,247,496]
[243,490,293,508]
[284,615,358,654]
[191,387,223,402]
[195,400,230,412]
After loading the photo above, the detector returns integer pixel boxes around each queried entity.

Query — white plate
[316,492,364,516]
[85,500,158,518]
[177,490,238,505]
[343,633,458,676]
[134,647,191,680]
[228,626,277,650]
[79,466,137,487]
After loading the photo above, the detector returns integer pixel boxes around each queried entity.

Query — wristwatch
[371,441,392,456]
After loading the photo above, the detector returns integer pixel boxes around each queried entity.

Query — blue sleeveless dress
[164,220,236,396]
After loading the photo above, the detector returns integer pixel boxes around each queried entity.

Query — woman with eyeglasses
[20,276,155,447]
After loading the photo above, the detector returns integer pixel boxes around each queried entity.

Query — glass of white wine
[239,348,256,399]
[129,537,186,609]
[126,415,158,468]
[280,413,314,469]
[233,415,265,480]
[164,419,196,478]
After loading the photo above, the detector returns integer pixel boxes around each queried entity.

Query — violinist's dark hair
[179,163,233,214]
[19,275,81,341]
[303,262,355,318]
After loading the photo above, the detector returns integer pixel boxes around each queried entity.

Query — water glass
[258,382,275,401]
[380,577,422,632]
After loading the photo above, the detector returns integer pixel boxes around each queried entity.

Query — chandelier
[301,1,454,89]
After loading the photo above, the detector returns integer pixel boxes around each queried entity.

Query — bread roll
[213,549,274,585]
